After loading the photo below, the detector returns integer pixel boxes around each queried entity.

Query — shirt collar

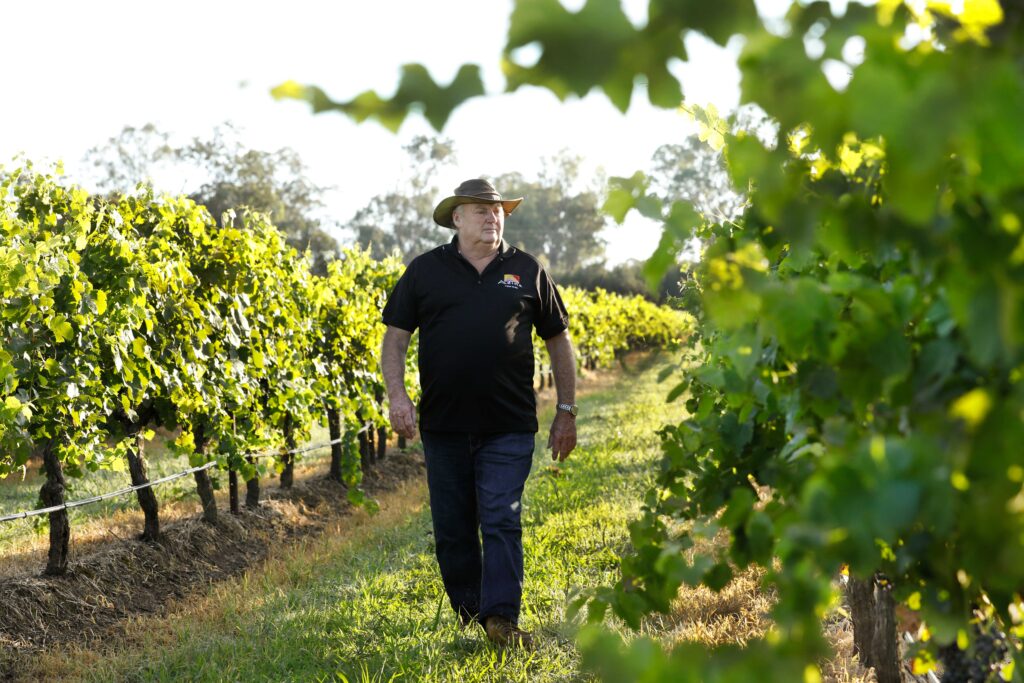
[448,235,515,260]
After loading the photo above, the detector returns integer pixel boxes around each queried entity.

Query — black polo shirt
[382,237,569,434]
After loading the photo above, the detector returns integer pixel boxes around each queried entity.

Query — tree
[86,123,174,192]
[556,259,685,303]
[648,134,744,226]
[84,124,340,274]
[493,151,608,277]
[349,142,608,274]
[347,135,456,263]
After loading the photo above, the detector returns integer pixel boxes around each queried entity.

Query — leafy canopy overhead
[272,0,759,128]
[272,64,486,133]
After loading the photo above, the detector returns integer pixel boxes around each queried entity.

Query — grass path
[37,352,686,683]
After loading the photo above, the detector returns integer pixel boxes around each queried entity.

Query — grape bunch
[939,620,1010,683]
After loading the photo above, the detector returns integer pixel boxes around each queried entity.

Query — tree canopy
[85,124,340,274]
[494,151,608,277]
[347,135,456,263]
[348,142,610,276]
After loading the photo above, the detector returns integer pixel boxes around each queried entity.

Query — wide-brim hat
[433,179,524,229]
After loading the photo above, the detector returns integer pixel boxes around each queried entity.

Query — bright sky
[2,0,780,264]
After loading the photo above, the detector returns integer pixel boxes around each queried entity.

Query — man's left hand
[547,411,577,462]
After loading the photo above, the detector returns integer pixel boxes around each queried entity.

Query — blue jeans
[421,431,535,626]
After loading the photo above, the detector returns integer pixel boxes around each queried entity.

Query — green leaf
[504,0,684,111]
[505,0,637,106]
[645,67,683,109]
[847,47,959,222]
[946,272,1006,367]
[642,200,700,291]
[666,380,688,403]
[695,394,715,420]
[635,195,663,221]
[48,316,74,343]
[739,27,845,152]
[685,103,729,152]
[713,325,759,379]
[703,562,734,591]
[870,480,921,540]
[272,64,486,132]
[602,188,635,224]
[650,0,760,46]
[644,230,680,294]
[603,172,650,223]
[761,279,836,357]
[744,510,774,564]
[721,486,755,528]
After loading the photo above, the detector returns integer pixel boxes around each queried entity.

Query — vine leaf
[643,200,700,291]
[271,0,763,128]
[649,0,760,47]
[503,0,685,111]
[271,64,485,132]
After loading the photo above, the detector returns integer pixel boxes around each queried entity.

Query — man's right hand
[388,394,418,440]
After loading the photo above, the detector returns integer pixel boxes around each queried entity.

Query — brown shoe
[484,615,535,650]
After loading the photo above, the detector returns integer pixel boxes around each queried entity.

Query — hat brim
[433,195,524,229]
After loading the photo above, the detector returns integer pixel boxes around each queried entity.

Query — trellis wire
[0,437,346,524]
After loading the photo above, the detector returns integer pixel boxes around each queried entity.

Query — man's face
[453,202,504,247]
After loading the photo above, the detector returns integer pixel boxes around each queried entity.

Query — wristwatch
[557,402,578,417]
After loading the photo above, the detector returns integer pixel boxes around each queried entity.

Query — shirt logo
[500,273,522,289]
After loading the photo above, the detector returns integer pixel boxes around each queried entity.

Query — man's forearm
[545,331,576,404]
[381,326,413,399]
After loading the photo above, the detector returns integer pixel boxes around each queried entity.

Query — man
[380,178,578,649]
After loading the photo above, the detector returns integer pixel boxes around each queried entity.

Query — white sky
[1,0,779,264]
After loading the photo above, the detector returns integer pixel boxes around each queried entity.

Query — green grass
[64,353,684,683]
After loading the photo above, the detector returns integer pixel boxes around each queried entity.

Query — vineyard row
[0,165,692,575]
